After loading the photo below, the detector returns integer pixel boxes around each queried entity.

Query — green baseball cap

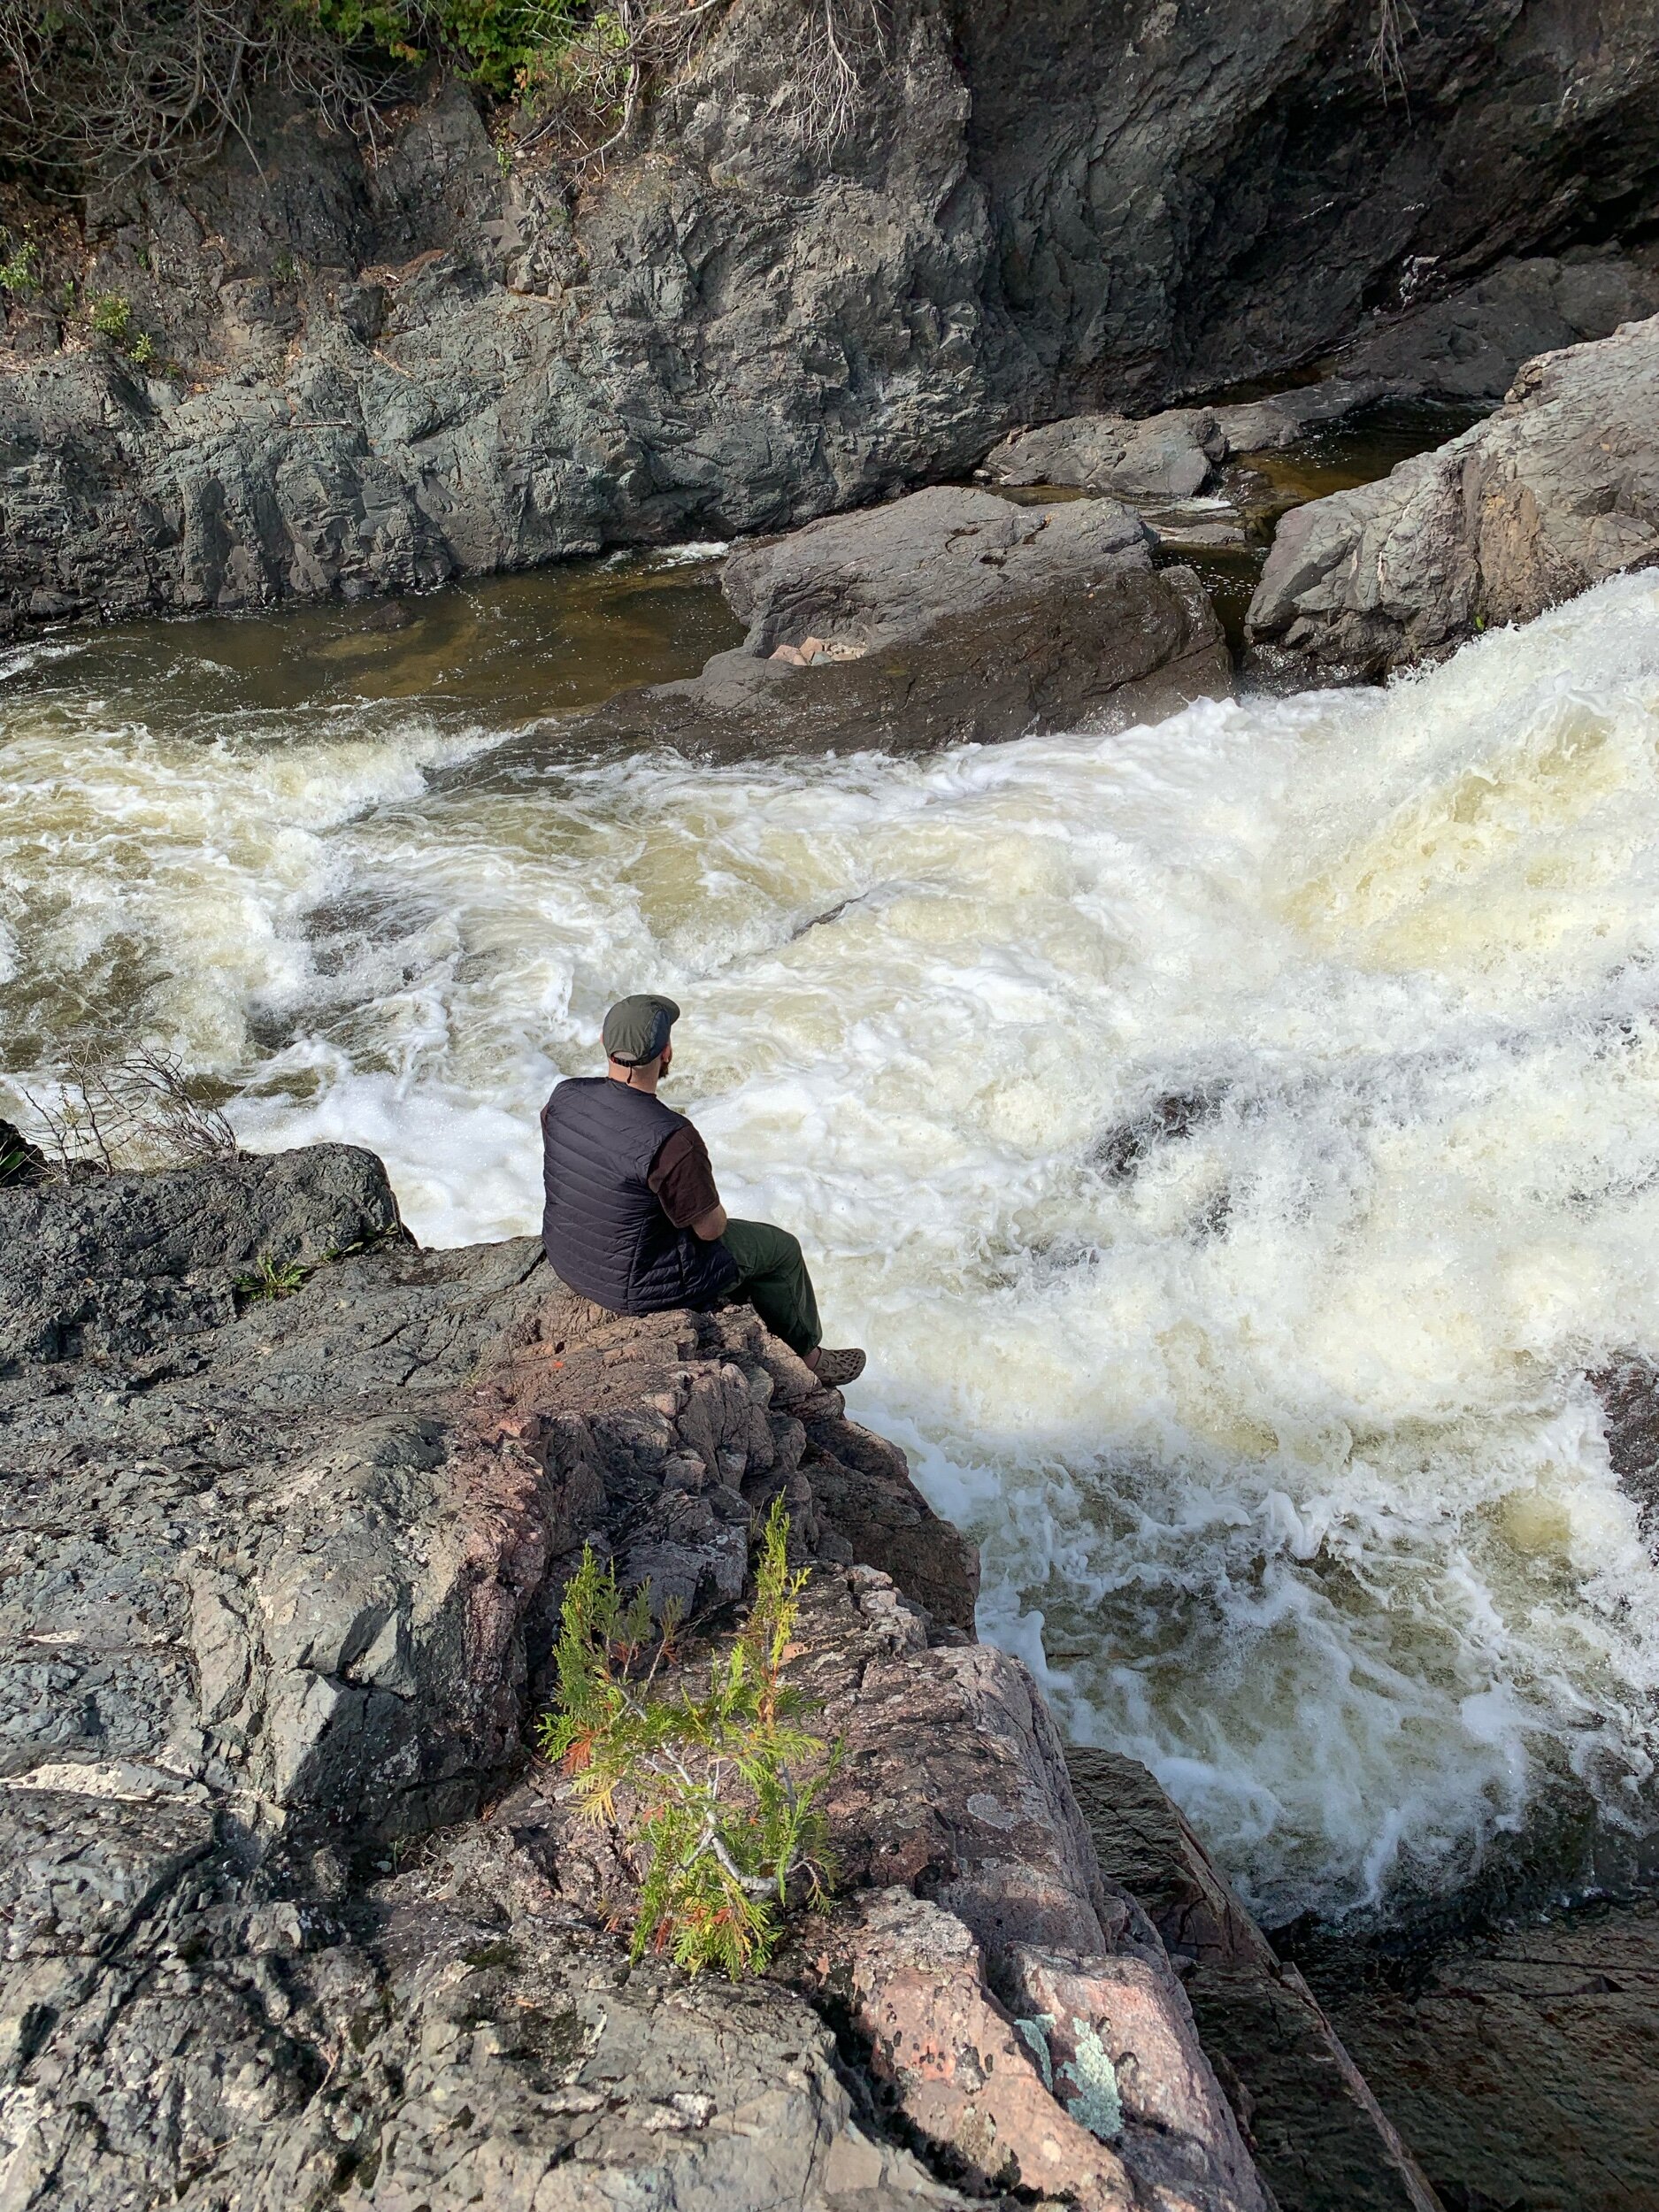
[602,993,680,1065]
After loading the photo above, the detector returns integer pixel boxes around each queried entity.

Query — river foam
[6,572,1659,1918]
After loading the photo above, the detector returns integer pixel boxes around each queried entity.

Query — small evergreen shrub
[88,292,133,341]
[540,1498,836,1978]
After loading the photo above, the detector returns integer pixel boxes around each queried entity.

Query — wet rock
[1247,311,1659,675]
[972,253,1659,541]
[1593,1355,1659,1553]
[977,380,1391,515]
[1094,1088,1227,1185]
[1306,1898,1659,2212]
[1208,380,1392,457]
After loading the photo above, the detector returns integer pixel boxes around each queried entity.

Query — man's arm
[648,1125,727,1240]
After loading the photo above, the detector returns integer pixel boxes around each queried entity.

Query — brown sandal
[811,1347,866,1387]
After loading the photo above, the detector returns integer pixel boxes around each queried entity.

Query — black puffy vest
[540,1077,738,1315]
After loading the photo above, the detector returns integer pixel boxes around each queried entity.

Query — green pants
[718,1217,822,1357]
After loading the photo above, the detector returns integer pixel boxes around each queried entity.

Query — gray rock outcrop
[967,250,1659,529]
[1068,1749,1446,2212]
[720,485,1150,656]
[1336,249,1659,405]
[553,486,1231,758]
[1,1142,1282,2210]
[1246,312,1659,673]
[5,0,1659,629]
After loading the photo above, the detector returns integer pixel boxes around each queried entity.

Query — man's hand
[691,1202,728,1241]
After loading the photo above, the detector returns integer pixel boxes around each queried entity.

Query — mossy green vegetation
[0,235,39,296]
[540,1499,836,1979]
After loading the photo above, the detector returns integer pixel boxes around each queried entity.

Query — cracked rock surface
[0,1143,1278,2209]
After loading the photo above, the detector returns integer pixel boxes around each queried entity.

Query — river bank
[5,81,1659,2187]
[9,547,1659,2205]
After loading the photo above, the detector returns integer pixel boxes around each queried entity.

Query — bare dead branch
[13,1044,239,1177]
[0,0,406,188]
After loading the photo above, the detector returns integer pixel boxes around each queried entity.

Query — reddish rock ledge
[0,1144,1437,2211]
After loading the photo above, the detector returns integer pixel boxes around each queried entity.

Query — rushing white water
[6,570,1659,1920]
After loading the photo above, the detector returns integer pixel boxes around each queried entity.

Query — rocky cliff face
[4,0,1659,630]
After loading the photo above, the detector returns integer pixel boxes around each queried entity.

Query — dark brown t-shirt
[647,1122,722,1230]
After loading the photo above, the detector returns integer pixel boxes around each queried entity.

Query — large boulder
[556,487,1232,759]
[979,383,1395,502]
[981,411,1232,502]
[1246,313,1659,673]
[719,484,1149,654]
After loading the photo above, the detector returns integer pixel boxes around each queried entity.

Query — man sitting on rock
[540,994,866,1387]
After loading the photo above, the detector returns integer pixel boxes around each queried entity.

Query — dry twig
[1368,0,1417,104]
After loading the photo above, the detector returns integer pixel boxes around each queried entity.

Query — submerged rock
[1247,312,1659,674]
[1593,1354,1659,1556]
[0,1142,1284,2209]
[1307,1900,1659,2212]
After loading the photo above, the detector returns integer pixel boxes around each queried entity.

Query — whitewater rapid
[6,570,1659,1920]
